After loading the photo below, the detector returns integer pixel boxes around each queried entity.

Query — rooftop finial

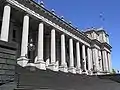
[40,0,44,7]
[68,21,72,25]
[51,9,55,15]
[75,27,79,30]
[61,16,64,20]
[91,27,95,29]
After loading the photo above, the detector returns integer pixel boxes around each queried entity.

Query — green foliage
[111,69,116,74]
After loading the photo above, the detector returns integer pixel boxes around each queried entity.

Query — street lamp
[28,39,35,52]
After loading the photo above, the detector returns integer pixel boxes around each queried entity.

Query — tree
[112,69,116,74]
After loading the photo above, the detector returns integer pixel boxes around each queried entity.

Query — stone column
[107,53,112,72]
[76,42,82,74]
[105,51,109,72]
[69,38,76,73]
[59,34,68,72]
[92,48,99,72]
[48,29,58,71]
[102,50,108,72]
[35,22,46,70]
[51,29,56,63]
[98,50,103,71]
[82,45,87,73]
[17,15,29,67]
[0,5,11,42]
[37,22,44,61]
[105,52,109,72]
[87,47,93,74]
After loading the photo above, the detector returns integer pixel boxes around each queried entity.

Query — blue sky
[36,0,120,70]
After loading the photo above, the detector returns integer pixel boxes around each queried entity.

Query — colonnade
[0,4,112,74]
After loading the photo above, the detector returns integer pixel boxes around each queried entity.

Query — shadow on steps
[15,65,120,90]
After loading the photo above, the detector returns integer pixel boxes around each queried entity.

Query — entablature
[5,0,92,47]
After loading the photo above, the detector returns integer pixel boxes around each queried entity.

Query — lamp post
[28,39,35,52]
[27,39,35,63]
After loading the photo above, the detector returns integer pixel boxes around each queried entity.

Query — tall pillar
[59,34,68,72]
[51,29,56,63]
[82,45,87,72]
[76,42,82,74]
[87,47,93,74]
[98,50,103,71]
[102,50,108,72]
[17,15,29,67]
[48,29,58,71]
[69,38,76,73]
[35,22,46,70]
[69,39,74,67]
[92,48,100,72]
[107,53,112,72]
[37,22,44,61]
[0,5,11,42]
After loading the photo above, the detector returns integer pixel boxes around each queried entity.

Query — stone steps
[0,82,17,90]
[15,65,120,90]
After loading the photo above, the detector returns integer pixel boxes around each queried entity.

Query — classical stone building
[0,0,112,75]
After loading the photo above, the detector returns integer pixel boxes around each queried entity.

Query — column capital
[39,21,44,24]
[51,28,56,31]
[3,3,11,7]
[24,14,30,17]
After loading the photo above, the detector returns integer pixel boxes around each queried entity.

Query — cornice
[10,0,92,44]
[97,30,109,36]
[4,0,112,49]
[84,29,99,35]
[6,0,91,47]
[91,39,112,51]
[92,39,101,46]
[30,0,92,44]
[101,42,112,49]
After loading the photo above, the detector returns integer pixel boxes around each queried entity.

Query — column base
[68,67,76,74]
[26,63,36,71]
[97,70,110,75]
[17,56,29,67]
[35,60,46,70]
[26,63,35,67]
[76,68,82,74]
[82,70,88,75]
[87,70,93,75]
[47,61,59,71]
[59,64,68,73]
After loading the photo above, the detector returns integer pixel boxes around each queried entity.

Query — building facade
[0,0,112,75]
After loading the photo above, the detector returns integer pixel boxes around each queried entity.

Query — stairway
[15,65,120,90]
[0,82,17,90]
[98,74,120,83]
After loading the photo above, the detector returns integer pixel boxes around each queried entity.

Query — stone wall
[0,40,17,84]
